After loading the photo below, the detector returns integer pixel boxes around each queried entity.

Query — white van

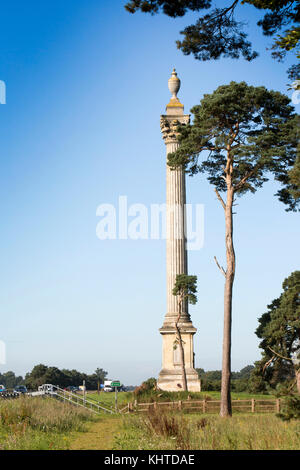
[38,384,56,393]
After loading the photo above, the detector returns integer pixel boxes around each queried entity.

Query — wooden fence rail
[122,398,281,414]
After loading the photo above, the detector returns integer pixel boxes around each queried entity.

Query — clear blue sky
[0,0,299,385]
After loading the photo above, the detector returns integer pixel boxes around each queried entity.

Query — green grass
[114,411,300,450]
[0,396,98,450]
[87,390,276,412]
[127,389,275,403]
[1,393,292,450]
[86,391,133,409]
[69,415,124,450]
[201,391,276,400]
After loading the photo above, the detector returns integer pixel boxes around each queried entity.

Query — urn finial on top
[166,68,184,111]
[168,68,181,99]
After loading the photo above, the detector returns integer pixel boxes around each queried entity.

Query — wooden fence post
[153,401,157,411]
[276,399,280,413]
[134,399,137,411]
[178,400,182,411]
[251,399,255,413]
[202,399,207,413]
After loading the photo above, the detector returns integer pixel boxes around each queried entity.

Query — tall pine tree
[167,81,299,416]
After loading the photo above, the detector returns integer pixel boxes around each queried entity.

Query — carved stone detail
[160,116,190,144]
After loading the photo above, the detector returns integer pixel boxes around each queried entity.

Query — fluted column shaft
[160,113,190,326]
[165,141,188,321]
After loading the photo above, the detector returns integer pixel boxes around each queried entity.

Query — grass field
[69,415,124,450]
[86,391,132,409]
[0,396,98,450]
[87,390,277,407]
[113,411,300,450]
[0,392,298,450]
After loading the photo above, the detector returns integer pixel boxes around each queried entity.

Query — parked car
[14,385,27,394]
[103,385,114,392]
[64,386,79,393]
[0,384,6,392]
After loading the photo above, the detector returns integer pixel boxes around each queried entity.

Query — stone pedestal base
[158,368,201,392]
[157,322,201,392]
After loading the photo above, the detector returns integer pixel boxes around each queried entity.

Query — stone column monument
[157,69,201,392]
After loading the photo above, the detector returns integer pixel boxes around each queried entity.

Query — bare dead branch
[214,188,226,211]
[214,256,226,277]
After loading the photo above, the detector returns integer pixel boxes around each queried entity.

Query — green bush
[133,377,157,399]
[231,379,249,393]
[201,379,221,391]
[277,394,300,421]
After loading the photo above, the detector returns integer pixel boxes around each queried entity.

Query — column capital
[160,115,190,144]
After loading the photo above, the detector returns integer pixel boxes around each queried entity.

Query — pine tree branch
[262,355,276,374]
[214,256,226,277]
[203,1,239,25]
[268,346,293,362]
[214,188,226,210]
[234,164,260,191]
[287,377,297,393]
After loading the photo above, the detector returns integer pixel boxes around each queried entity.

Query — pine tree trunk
[220,185,235,417]
[175,298,188,391]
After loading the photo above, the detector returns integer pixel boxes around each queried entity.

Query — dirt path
[69,415,124,450]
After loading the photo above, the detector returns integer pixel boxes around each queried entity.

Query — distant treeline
[196,365,255,392]
[1,362,295,392]
[24,365,108,390]
[0,371,25,389]
[0,365,108,390]
[196,363,295,393]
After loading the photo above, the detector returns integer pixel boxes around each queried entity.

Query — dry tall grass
[120,409,300,450]
[0,396,95,450]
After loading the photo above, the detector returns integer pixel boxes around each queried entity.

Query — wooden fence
[122,398,281,414]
